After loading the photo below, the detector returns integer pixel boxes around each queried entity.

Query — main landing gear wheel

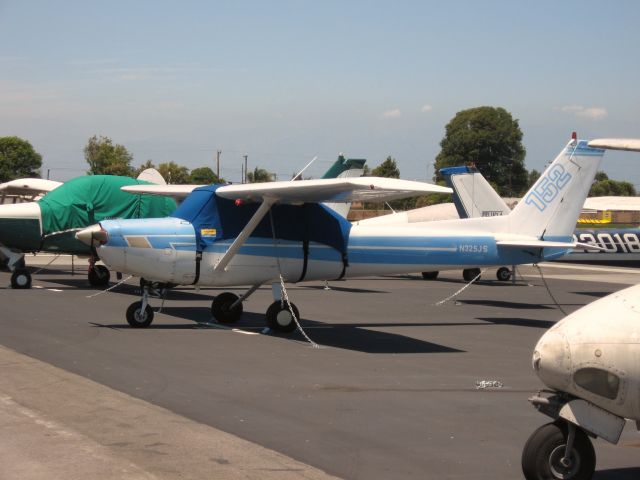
[462,268,481,282]
[126,301,154,328]
[421,271,439,280]
[266,301,300,333]
[88,265,110,287]
[211,292,243,324]
[11,268,31,289]
[522,421,595,480]
[496,267,512,281]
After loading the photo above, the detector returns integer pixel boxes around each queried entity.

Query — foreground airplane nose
[532,329,572,391]
[76,224,109,247]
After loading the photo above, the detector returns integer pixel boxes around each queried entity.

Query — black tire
[265,300,300,333]
[211,292,243,323]
[496,267,512,281]
[421,271,439,280]
[463,268,481,282]
[88,265,110,287]
[11,268,31,289]
[522,421,595,480]
[126,301,154,328]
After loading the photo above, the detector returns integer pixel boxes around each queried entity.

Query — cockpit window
[574,368,620,400]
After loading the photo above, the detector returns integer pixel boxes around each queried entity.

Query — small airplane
[78,136,607,332]
[522,137,640,480]
[1,157,366,290]
[522,283,640,480]
[0,169,176,289]
[0,177,63,203]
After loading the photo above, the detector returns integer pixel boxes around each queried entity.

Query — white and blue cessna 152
[77,137,605,332]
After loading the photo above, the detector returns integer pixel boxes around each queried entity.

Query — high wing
[121,184,198,200]
[588,138,640,152]
[0,178,63,198]
[215,177,452,204]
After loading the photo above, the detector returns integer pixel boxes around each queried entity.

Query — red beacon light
[234,198,244,206]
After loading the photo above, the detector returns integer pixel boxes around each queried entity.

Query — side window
[574,367,620,400]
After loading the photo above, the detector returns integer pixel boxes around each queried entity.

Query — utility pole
[216,150,221,179]
[243,155,248,183]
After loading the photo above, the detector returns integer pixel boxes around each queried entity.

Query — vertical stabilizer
[441,166,511,219]
[507,139,605,240]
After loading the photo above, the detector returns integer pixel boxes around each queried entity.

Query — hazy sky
[1,0,639,185]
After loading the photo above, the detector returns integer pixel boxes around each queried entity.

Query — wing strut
[214,198,276,272]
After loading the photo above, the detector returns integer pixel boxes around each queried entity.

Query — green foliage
[190,166,223,184]
[371,156,400,178]
[0,136,42,182]
[247,167,274,183]
[527,169,541,189]
[158,161,190,184]
[84,135,134,177]
[434,106,527,196]
[589,178,636,196]
[134,160,156,177]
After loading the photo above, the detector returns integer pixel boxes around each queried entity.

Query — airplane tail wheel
[211,292,243,323]
[496,267,512,282]
[126,301,154,328]
[522,421,595,480]
[266,301,299,333]
[463,268,481,282]
[88,265,110,287]
[11,268,32,289]
[421,271,439,280]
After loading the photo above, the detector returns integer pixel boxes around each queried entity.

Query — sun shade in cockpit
[170,185,352,256]
[38,175,177,235]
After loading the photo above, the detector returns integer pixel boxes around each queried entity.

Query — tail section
[507,139,605,239]
[440,166,511,219]
[323,154,366,218]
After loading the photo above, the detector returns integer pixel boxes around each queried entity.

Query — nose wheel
[522,420,595,480]
[126,301,154,328]
[88,264,110,287]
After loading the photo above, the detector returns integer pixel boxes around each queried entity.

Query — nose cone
[75,224,108,248]
[532,329,572,391]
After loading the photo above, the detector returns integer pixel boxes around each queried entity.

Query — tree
[434,106,527,196]
[0,136,42,182]
[527,169,541,189]
[158,162,190,184]
[84,135,134,176]
[135,159,156,177]
[247,167,274,183]
[190,166,223,184]
[589,171,636,196]
[371,156,400,178]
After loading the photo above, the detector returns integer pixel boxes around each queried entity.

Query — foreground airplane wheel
[421,271,439,280]
[462,268,481,282]
[11,268,32,289]
[211,292,243,323]
[126,301,154,328]
[496,267,512,281]
[88,265,110,287]
[265,301,299,333]
[522,421,595,480]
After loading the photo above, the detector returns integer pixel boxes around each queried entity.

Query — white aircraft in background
[77,137,607,332]
[521,138,640,480]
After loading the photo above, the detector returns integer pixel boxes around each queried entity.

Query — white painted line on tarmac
[47,289,63,292]
[231,328,260,335]
[33,286,43,289]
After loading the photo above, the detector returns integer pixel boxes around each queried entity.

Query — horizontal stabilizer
[588,138,640,152]
[121,184,198,199]
[0,178,63,196]
[496,239,576,249]
[215,177,451,204]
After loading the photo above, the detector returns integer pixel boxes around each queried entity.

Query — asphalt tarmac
[1,260,640,479]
